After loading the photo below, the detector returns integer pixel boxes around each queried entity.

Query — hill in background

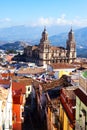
[0,26,87,57]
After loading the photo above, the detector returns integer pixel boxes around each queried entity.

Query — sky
[0,0,87,28]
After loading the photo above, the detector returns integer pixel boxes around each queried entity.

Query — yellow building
[47,63,76,79]
[47,104,59,130]
[59,70,70,78]
[59,87,76,130]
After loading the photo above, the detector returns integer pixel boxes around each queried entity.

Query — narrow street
[22,109,44,130]
[22,96,46,130]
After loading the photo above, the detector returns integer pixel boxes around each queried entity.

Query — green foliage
[82,71,87,78]
[6,49,17,54]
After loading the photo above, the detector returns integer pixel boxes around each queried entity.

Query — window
[28,87,30,91]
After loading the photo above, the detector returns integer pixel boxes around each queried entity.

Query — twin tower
[24,27,76,66]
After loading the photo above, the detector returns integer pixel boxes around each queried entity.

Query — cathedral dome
[42,27,48,35]
[41,27,48,41]
[68,28,74,41]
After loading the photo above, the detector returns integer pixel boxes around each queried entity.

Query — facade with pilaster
[24,27,76,66]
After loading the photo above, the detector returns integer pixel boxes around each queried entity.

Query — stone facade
[24,27,76,66]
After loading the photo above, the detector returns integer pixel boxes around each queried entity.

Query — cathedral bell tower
[66,28,76,63]
[39,26,50,51]
[39,27,51,65]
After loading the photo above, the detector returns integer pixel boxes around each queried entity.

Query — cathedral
[23,27,76,66]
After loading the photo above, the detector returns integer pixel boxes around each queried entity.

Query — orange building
[12,81,26,130]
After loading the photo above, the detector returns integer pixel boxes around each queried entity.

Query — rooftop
[12,76,33,86]
[33,75,71,92]
[62,87,76,100]
[74,88,87,106]
[12,81,26,94]
[49,63,75,69]
[17,67,46,75]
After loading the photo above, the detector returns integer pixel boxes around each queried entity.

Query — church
[23,27,76,66]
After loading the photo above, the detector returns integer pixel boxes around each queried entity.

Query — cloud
[38,17,53,25]
[0,18,11,23]
[32,17,54,26]
[31,14,87,27]
[72,18,87,27]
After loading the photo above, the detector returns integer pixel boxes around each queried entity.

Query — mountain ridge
[0,25,87,58]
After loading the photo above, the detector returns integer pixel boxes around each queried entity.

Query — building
[12,76,33,130]
[74,71,87,130]
[0,79,12,130]
[47,63,76,79]
[46,91,60,130]
[59,87,76,130]
[24,27,76,66]
[32,74,72,130]
[12,81,26,130]
[5,81,13,130]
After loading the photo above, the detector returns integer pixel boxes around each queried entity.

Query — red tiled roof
[12,76,33,86]
[17,67,46,75]
[50,46,65,51]
[33,75,71,91]
[62,88,76,100]
[51,46,60,50]
[74,88,87,106]
[60,88,76,127]
[12,81,26,94]
[32,45,38,50]
[0,79,10,85]
[1,73,14,78]
[49,63,75,69]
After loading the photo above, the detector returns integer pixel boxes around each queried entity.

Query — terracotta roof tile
[50,63,75,69]
[51,46,60,50]
[17,67,46,75]
[74,88,87,106]
[1,73,14,78]
[0,79,10,85]
[12,81,26,94]
[12,76,33,86]
[32,45,38,50]
[50,46,65,51]
[33,75,71,91]
[62,87,76,100]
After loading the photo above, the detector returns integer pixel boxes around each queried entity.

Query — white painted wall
[0,100,2,130]
[4,80,12,130]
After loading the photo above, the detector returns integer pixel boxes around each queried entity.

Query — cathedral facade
[24,27,76,66]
